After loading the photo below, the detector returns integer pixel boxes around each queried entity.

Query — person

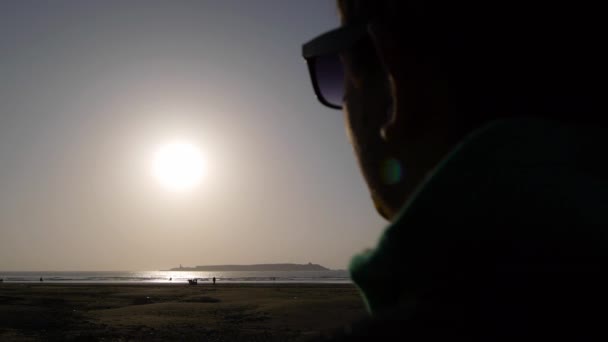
[212,277,216,285]
[302,0,607,340]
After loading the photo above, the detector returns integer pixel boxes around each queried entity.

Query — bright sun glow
[153,142,205,192]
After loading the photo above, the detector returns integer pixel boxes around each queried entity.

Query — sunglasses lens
[314,54,345,108]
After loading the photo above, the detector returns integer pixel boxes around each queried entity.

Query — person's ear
[367,22,412,144]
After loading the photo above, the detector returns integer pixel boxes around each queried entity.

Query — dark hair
[338,0,606,125]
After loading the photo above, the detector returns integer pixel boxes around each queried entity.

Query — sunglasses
[302,23,368,110]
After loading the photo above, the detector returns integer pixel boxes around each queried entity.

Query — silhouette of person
[302,0,607,340]
[212,277,216,285]
[39,277,43,282]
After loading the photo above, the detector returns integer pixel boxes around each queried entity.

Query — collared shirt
[349,117,608,322]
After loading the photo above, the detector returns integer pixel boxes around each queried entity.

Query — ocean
[0,270,350,284]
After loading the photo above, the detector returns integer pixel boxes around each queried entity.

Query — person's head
[303,1,604,220]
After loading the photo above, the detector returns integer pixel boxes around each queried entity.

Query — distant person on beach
[39,277,43,282]
[302,0,607,339]
[212,277,216,285]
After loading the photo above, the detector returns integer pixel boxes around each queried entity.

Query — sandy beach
[0,283,366,341]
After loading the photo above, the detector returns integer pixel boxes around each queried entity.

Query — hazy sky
[0,0,385,271]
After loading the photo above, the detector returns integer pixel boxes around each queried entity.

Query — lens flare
[380,158,402,185]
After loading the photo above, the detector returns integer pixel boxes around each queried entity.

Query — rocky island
[168,262,329,271]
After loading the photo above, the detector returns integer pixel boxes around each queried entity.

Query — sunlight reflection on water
[0,270,351,284]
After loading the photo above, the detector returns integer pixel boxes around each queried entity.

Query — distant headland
[167,263,330,271]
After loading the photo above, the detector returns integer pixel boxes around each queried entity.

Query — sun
[153,142,205,192]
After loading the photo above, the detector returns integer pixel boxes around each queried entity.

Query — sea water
[0,270,350,284]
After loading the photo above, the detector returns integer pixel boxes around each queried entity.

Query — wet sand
[0,283,366,341]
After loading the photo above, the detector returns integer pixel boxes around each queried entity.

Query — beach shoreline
[0,283,366,341]
[0,269,350,284]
